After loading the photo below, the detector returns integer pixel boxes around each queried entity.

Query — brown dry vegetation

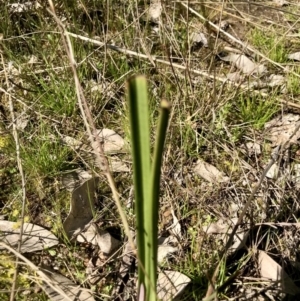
[1,1,300,300]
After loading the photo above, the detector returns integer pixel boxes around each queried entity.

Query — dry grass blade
[46,0,135,252]
[0,242,74,301]
[65,31,300,110]
[3,1,300,299]
[180,2,300,79]
[205,119,300,298]
[0,54,27,301]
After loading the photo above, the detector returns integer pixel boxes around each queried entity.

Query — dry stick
[180,2,300,79]
[66,32,300,110]
[0,242,74,301]
[46,1,135,253]
[204,120,300,299]
[1,54,27,301]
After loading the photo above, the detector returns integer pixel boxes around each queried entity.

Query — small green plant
[249,28,287,63]
[287,68,300,95]
[127,76,170,301]
[237,94,278,130]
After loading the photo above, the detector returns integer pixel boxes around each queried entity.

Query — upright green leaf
[127,76,151,286]
[127,76,170,301]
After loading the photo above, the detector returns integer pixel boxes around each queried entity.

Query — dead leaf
[41,266,95,301]
[63,128,125,154]
[61,129,127,172]
[96,229,120,255]
[288,52,300,61]
[264,114,300,146]
[246,142,261,156]
[86,258,102,285]
[219,20,229,31]
[226,72,242,82]
[268,74,285,87]
[193,160,230,183]
[109,157,130,172]
[76,224,99,245]
[89,79,116,99]
[273,0,289,7]
[148,1,162,22]
[113,231,136,297]
[202,218,247,252]
[202,218,238,234]
[190,32,208,48]
[258,250,300,295]
[168,210,181,239]
[0,221,58,253]
[292,164,300,189]
[63,177,98,239]
[157,245,178,264]
[157,236,178,264]
[16,112,29,130]
[83,227,120,284]
[62,136,83,150]
[220,53,266,75]
[157,270,191,301]
[92,129,125,154]
[229,229,249,252]
[9,2,41,13]
[202,219,231,234]
[62,169,93,192]
[266,163,280,179]
[28,55,38,65]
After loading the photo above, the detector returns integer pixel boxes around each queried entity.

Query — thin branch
[47,1,135,252]
[0,242,74,301]
[204,120,300,298]
[65,31,300,110]
[180,3,300,79]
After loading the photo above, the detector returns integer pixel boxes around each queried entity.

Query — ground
[1,1,300,300]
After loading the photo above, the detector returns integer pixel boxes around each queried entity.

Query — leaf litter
[258,250,300,295]
[220,53,267,75]
[264,114,300,146]
[91,128,125,154]
[148,0,162,23]
[288,52,300,61]
[112,212,183,299]
[77,223,120,255]
[63,177,98,239]
[41,266,95,301]
[157,270,191,301]
[4,1,300,300]
[193,159,230,183]
[157,236,178,264]
[190,31,208,48]
[203,219,300,296]
[0,221,58,253]
[61,128,129,172]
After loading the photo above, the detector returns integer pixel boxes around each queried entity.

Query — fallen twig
[65,31,300,109]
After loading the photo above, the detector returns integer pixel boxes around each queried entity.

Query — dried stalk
[65,31,300,110]
[1,54,27,301]
[204,121,300,298]
[0,242,74,301]
[47,1,135,251]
